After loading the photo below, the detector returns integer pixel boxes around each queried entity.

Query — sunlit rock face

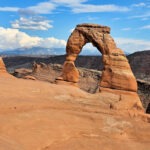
[56,23,143,111]
[0,57,7,73]
[58,23,137,92]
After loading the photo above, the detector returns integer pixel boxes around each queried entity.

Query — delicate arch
[57,24,137,92]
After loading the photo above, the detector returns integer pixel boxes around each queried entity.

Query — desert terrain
[0,50,150,149]
[0,24,149,150]
[2,50,150,110]
[0,73,150,150]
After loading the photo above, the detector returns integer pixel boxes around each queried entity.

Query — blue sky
[0,0,150,54]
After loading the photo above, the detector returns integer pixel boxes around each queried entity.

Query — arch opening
[75,43,103,94]
[79,43,101,56]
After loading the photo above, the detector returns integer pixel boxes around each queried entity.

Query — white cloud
[11,16,53,30]
[22,1,56,14]
[139,25,150,29]
[115,37,150,53]
[132,3,146,7]
[0,27,149,54]
[129,12,150,19]
[51,0,129,13]
[0,2,56,14]
[39,37,66,48]
[51,0,87,5]
[0,27,66,50]
[72,4,129,13]
[0,0,130,14]
[0,7,19,12]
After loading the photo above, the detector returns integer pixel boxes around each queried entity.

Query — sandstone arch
[57,24,137,92]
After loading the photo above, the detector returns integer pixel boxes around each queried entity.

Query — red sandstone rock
[99,87,143,110]
[59,24,137,92]
[0,57,15,79]
[61,61,79,83]
[23,75,36,80]
[0,57,7,73]
[57,23,143,110]
[0,78,149,150]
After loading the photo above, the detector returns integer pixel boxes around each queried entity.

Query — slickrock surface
[0,77,150,150]
[13,68,32,78]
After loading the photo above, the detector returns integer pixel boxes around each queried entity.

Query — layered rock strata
[56,23,143,110]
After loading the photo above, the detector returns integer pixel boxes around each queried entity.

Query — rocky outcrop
[15,62,100,93]
[0,57,15,79]
[13,68,32,78]
[57,24,137,92]
[0,57,7,73]
[56,23,143,110]
[32,62,62,82]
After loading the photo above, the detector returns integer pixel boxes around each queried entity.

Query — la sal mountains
[0,46,131,56]
[0,47,65,56]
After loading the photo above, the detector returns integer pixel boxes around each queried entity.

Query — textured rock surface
[13,62,149,110]
[0,57,6,73]
[57,23,143,110]
[0,78,150,150]
[58,24,137,92]
[61,61,79,83]
[3,54,149,110]
[13,68,32,78]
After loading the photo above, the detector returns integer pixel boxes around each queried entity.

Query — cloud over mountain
[115,37,150,53]
[0,27,66,50]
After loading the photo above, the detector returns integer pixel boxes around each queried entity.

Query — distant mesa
[56,23,144,111]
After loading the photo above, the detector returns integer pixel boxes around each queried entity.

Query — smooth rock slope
[0,77,150,150]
